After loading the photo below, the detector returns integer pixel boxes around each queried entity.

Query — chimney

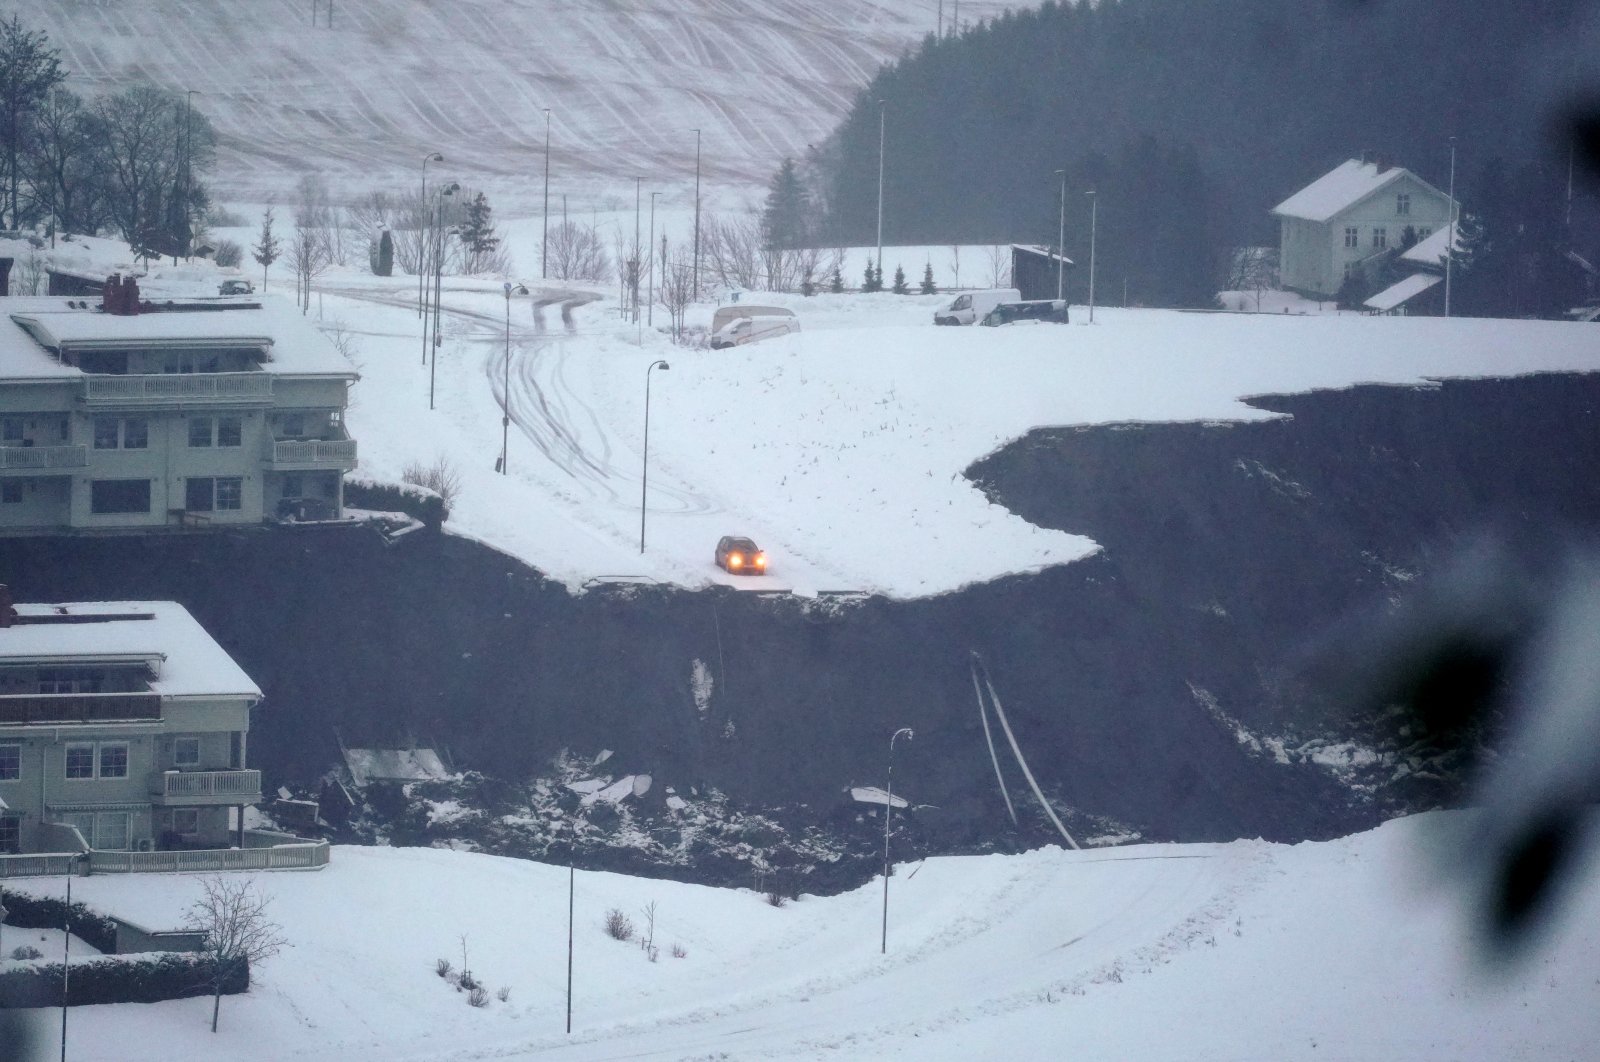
[102,273,120,313]
[125,274,141,314]
[1375,155,1393,174]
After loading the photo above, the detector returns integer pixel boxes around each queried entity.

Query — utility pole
[634,177,642,334]
[542,108,552,280]
[881,728,914,954]
[648,191,660,327]
[1086,189,1098,324]
[692,128,702,303]
[1444,136,1457,319]
[1055,168,1066,300]
[876,100,887,280]
[418,152,442,320]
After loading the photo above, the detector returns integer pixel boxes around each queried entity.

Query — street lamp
[648,191,661,327]
[1444,136,1457,319]
[1055,168,1066,301]
[418,152,443,317]
[429,184,459,410]
[876,100,887,284]
[1086,189,1098,324]
[639,359,670,553]
[183,90,198,261]
[501,281,512,474]
[542,109,552,280]
[692,128,702,302]
[882,726,914,954]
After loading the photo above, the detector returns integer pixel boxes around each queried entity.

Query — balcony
[149,768,263,805]
[0,692,162,726]
[264,436,358,469]
[82,372,273,406]
[0,444,87,473]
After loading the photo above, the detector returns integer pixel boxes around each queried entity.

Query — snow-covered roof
[0,295,357,381]
[1400,222,1458,268]
[2,601,261,700]
[1013,244,1074,266]
[1273,160,1446,223]
[1364,272,1442,313]
[344,748,449,786]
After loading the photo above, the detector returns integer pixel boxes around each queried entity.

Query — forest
[794,0,1596,312]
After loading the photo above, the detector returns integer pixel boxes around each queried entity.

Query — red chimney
[101,274,141,315]
[101,273,120,313]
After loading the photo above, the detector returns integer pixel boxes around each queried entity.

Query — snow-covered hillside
[31,0,1010,205]
[7,812,1598,1060]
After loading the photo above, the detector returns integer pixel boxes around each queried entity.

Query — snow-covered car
[715,535,768,575]
[218,279,254,295]
[980,299,1070,326]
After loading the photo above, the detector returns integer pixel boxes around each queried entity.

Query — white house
[1272,159,1454,299]
[0,279,358,534]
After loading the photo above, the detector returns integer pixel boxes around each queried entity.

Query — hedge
[0,893,117,955]
[344,475,446,530]
[0,952,247,1008]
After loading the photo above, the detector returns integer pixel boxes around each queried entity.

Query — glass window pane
[99,743,129,779]
[174,737,200,766]
[122,418,148,449]
[217,416,242,447]
[188,418,213,447]
[94,418,120,449]
[186,477,214,511]
[65,744,95,779]
[216,477,243,511]
[95,811,130,850]
[0,742,19,781]
[90,479,151,514]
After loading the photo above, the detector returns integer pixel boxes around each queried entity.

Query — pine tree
[892,264,909,294]
[374,228,394,276]
[460,191,499,273]
[761,157,808,250]
[863,256,877,292]
[829,267,844,294]
[873,264,884,292]
[252,207,280,291]
[920,263,936,294]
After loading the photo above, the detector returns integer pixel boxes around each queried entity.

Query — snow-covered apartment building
[0,595,326,874]
[1273,158,1455,299]
[0,279,357,535]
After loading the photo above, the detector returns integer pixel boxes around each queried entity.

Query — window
[173,737,201,767]
[99,743,129,779]
[90,479,151,514]
[1372,227,1387,249]
[217,416,242,448]
[0,742,19,781]
[0,814,19,854]
[94,418,120,449]
[94,418,148,450]
[186,476,244,512]
[1397,193,1411,215]
[122,418,148,449]
[1344,226,1359,248]
[189,417,214,447]
[1,481,20,504]
[94,811,130,850]
[1,417,22,442]
[1419,227,1432,239]
[278,413,306,438]
[282,474,304,499]
[37,669,102,694]
[65,743,96,779]
[171,808,200,834]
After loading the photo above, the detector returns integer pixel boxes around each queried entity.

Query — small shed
[1011,244,1074,301]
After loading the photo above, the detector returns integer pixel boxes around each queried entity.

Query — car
[715,535,768,575]
[218,279,254,295]
[979,299,1070,326]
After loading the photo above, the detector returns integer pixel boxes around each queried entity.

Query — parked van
[980,299,1070,326]
[710,306,800,349]
[933,288,1020,326]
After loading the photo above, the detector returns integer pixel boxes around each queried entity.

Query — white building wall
[1278,173,1453,299]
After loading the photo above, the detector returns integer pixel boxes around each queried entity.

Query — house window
[90,479,151,514]
[1344,226,1359,248]
[186,476,244,512]
[99,743,129,779]
[94,418,120,449]
[38,668,102,694]
[188,417,214,447]
[1419,227,1433,239]
[122,418,148,449]
[1372,227,1387,249]
[0,814,19,854]
[1397,193,1411,215]
[2,418,22,442]
[173,736,201,767]
[93,418,147,449]
[171,808,200,834]
[0,742,19,781]
[65,743,96,779]
[217,416,242,448]
[1,481,20,504]
[282,474,304,499]
[94,811,130,850]
[278,413,306,438]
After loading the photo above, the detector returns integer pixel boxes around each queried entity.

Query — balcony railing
[0,444,87,471]
[150,768,262,802]
[82,372,272,405]
[265,437,358,467]
[0,692,161,726]
[86,841,330,874]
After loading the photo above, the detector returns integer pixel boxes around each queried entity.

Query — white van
[709,306,800,349]
[934,288,1021,326]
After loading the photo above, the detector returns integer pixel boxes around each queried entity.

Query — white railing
[83,372,272,403]
[266,438,358,465]
[0,444,87,470]
[0,852,83,878]
[88,841,330,874]
[154,769,262,799]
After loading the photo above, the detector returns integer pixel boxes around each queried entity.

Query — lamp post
[881,727,914,954]
[418,152,443,318]
[501,281,512,474]
[640,359,670,553]
[1055,168,1066,301]
[183,90,198,261]
[876,100,887,283]
[60,853,84,1062]
[692,128,702,302]
[1444,136,1457,318]
[429,184,458,410]
[1086,189,1098,324]
[648,191,661,327]
[542,108,552,280]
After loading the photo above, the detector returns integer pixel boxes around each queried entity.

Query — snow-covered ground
[6,811,1598,1060]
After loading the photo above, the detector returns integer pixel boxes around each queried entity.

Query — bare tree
[657,248,696,340]
[948,245,961,289]
[701,210,763,291]
[185,877,287,1033]
[1223,246,1279,310]
[22,86,101,238]
[17,248,43,294]
[547,218,609,282]
[985,244,1012,288]
[291,175,336,312]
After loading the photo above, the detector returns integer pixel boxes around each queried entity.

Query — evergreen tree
[252,207,280,291]
[460,191,499,273]
[373,228,394,276]
[0,14,65,229]
[920,262,937,294]
[892,264,908,294]
[862,256,878,292]
[829,267,844,294]
[761,156,808,250]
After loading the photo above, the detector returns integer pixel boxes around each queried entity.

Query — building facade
[0,283,357,534]
[0,597,263,858]
[1273,159,1454,299]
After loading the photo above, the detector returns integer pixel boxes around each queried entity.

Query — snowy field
[5,812,1598,1061]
